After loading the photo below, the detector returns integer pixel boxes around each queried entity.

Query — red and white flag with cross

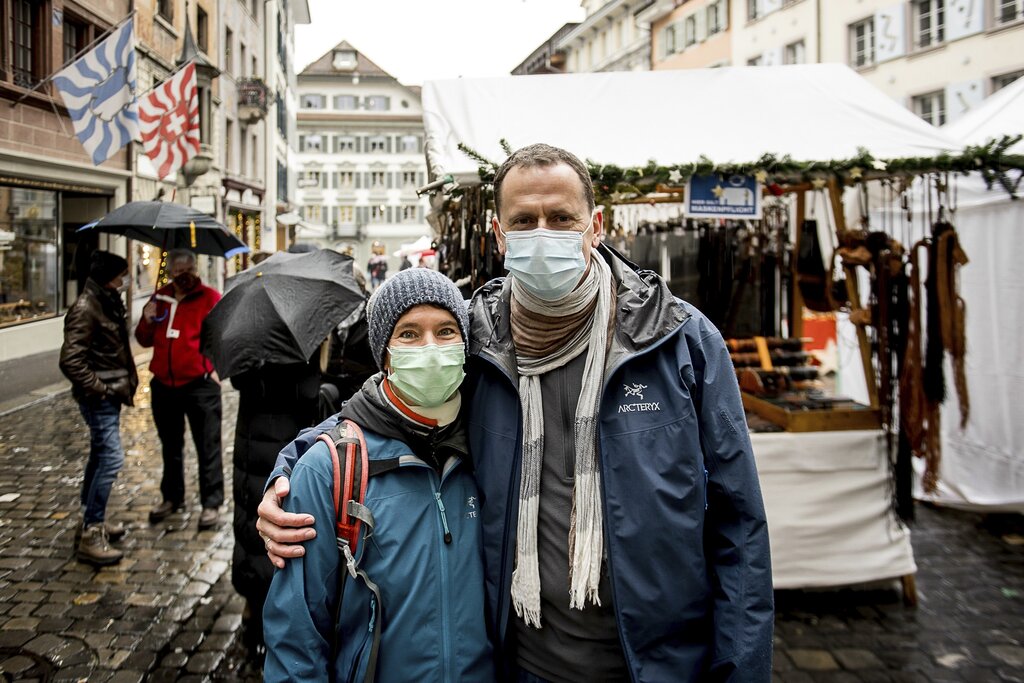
[138,62,200,180]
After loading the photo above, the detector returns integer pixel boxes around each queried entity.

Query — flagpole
[10,9,138,108]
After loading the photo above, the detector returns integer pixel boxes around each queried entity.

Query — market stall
[419,64,1023,599]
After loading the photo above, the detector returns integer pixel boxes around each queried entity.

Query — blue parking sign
[685,174,763,220]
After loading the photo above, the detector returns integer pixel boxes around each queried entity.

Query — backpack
[316,419,382,683]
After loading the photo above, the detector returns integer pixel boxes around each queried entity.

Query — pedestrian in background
[135,249,224,530]
[59,250,138,566]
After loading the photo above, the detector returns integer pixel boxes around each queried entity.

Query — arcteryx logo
[619,383,661,413]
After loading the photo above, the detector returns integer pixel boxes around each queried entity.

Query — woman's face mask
[386,343,466,407]
[498,213,594,301]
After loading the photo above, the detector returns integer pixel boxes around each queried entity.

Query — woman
[263,268,493,682]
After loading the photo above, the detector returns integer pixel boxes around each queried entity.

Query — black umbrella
[200,249,365,379]
[79,201,249,258]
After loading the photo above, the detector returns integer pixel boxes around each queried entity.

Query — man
[60,251,138,566]
[258,144,774,681]
[135,249,224,530]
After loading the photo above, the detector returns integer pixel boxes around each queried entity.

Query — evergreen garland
[456,136,1024,201]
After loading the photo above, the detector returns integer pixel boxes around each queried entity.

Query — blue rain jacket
[465,247,773,682]
[263,427,494,683]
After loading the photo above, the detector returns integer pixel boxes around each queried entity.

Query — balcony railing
[237,78,269,124]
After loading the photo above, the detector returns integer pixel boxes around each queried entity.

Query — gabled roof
[300,41,393,79]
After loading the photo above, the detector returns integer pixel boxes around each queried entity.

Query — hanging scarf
[509,254,613,627]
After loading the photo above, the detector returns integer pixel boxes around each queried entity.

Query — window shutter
[417,171,424,187]
[298,135,305,151]
[417,136,423,153]
[387,172,393,189]
[355,172,361,189]
[386,136,392,154]
[696,10,707,41]
[386,206,394,223]
[721,0,729,31]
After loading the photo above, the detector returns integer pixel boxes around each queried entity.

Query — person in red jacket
[135,249,224,530]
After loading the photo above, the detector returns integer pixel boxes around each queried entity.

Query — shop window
[0,187,59,327]
[334,94,358,110]
[301,94,326,109]
[996,0,1023,24]
[912,0,944,50]
[365,96,390,111]
[784,40,806,65]
[849,17,875,68]
[992,69,1024,92]
[197,7,209,53]
[912,90,946,126]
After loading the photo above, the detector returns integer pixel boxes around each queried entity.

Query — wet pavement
[0,364,1021,681]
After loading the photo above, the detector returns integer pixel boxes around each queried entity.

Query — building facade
[263,0,309,254]
[294,42,430,279]
[512,22,580,75]
[640,0,732,69]
[559,0,651,73]
[0,0,132,365]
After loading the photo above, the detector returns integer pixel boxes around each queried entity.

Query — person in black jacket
[59,251,139,566]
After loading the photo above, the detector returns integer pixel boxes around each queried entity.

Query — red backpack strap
[316,419,370,553]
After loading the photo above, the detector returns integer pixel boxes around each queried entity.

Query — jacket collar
[469,245,690,377]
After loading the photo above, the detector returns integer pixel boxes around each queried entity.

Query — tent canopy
[943,75,1024,154]
[422,64,959,184]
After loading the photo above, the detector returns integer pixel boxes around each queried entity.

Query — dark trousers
[151,376,224,509]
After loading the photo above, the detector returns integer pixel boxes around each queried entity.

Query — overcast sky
[294,0,586,86]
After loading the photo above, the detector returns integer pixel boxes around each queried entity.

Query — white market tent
[421,63,958,184]
[913,76,1024,513]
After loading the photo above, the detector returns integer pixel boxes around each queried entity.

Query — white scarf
[510,254,612,627]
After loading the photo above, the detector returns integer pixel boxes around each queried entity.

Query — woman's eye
[397,330,417,340]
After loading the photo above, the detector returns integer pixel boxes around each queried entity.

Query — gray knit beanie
[366,268,470,370]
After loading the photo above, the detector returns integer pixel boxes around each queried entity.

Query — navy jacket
[466,247,773,682]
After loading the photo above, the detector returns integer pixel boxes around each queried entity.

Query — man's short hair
[167,248,197,270]
[493,143,595,218]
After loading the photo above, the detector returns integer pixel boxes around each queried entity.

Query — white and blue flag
[53,18,139,165]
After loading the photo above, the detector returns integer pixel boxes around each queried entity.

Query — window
[747,0,759,21]
[336,136,357,153]
[365,96,390,111]
[0,187,59,327]
[158,0,173,22]
[912,90,946,126]
[400,171,419,187]
[302,170,323,187]
[849,18,875,68]
[197,7,209,53]
[367,136,388,153]
[913,0,945,50]
[992,69,1024,91]
[301,134,323,152]
[303,205,323,223]
[707,1,727,36]
[337,206,355,224]
[63,17,89,64]
[12,0,45,88]
[400,205,420,223]
[369,171,387,188]
[252,134,259,179]
[784,40,806,65]
[224,28,234,75]
[337,171,356,188]
[369,205,387,223]
[662,24,677,56]
[334,94,358,110]
[996,0,1024,24]
[250,0,259,20]
[399,135,419,153]
[684,16,697,47]
[333,49,357,70]
[252,56,258,78]
[301,94,326,109]
[240,43,247,77]
[747,55,763,66]
[276,92,287,141]
[226,119,234,173]
[277,160,288,202]
[238,128,247,176]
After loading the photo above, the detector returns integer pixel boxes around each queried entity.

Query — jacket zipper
[402,457,459,680]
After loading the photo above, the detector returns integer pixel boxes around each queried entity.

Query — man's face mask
[173,271,198,291]
[387,342,466,407]
[498,213,594,301]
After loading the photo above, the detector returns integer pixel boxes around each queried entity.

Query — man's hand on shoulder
[256,476,317,569]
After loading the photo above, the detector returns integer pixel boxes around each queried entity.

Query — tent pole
[827,177,879,409]
[791,191,806,340]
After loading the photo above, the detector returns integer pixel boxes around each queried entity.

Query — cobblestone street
[0,369,1022,682]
